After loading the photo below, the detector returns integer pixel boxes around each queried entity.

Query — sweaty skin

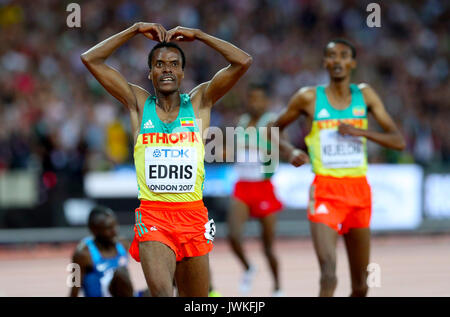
[80,23,252,297]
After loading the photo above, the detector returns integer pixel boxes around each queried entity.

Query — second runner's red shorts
[233,179,283,218]
[307,175,372,235]
[129,200,213,262]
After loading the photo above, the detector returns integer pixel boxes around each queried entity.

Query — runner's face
[149,47,184,94]
[323,43,356,80]
[248,89,268,117]
[92,215,118,245]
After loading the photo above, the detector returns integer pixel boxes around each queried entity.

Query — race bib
[145,147,198,193]
[320,129,364,168]
[204,219,216,241]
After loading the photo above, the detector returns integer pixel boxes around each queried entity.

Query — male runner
[227,83,283,296]
[69,206,136,297]
[271,39,405,297]
[81,23,252,297]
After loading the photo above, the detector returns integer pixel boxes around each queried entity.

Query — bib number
[145,147,198,193]
[320,129,364,168]
[204,219,216,241]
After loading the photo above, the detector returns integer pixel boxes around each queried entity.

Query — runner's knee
[148,279,174,297]
[319,256,336,273]
[319,260,337,288]
[320,272,337,289]
[142,263,174,296]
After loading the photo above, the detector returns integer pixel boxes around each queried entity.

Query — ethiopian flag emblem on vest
[352,106,366,117]
[180,117,195,127]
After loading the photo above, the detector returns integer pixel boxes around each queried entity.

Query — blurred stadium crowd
[0,0,449,183]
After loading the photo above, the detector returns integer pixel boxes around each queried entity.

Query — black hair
[325,38,356,58]
[148,42,186,70]
[88,205,114,227]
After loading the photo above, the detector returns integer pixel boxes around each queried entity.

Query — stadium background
[0,0,449,296]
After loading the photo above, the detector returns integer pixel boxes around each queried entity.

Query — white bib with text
[145,146,198,193]
[320,129,364,168]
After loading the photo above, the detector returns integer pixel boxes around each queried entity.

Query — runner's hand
[136,22,166,42]
[165,26,198,42]
[289,149,309,167]
[338,123,362,137]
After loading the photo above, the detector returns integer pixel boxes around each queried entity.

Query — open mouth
[333,65,343,73]
[160,76,176,83]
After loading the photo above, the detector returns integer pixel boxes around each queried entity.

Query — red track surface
[1,235,449,297]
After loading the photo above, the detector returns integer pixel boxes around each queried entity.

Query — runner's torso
[82,237,128,297]
[134,94,205,202]
[304,84,368,177]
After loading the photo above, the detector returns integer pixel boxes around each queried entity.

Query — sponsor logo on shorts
[316,203,329,214]
[150,226,157,231]
[259,201,270,210]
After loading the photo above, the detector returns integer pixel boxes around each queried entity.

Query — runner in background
[69,205,149,297]
[227,83,284,296]
[271,39,405,297]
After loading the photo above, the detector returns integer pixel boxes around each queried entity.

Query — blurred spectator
[0,0,449,185]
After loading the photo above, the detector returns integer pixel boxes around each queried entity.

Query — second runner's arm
[269,88,313,167]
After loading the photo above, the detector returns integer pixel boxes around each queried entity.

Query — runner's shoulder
[129,84,151,110]
[296,86,316,102]
[356,83,379,107]
[185,82,214,114]
[188,82,209,106]
[357,82,375,95]
[72,240,93,267]
[291,86,316,109]
[189,82,208,98]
